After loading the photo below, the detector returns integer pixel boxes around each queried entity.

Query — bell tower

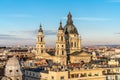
[55,21,66,56]
[36,24,46,55]
[55,21,67,65]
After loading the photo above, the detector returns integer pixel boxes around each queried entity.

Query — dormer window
[16,78,19,80]
[9,70,12,73]
[16,70,19,72]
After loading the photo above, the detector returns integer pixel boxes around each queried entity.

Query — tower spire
[39,24,43,32]
[58,21,63,30]
[67,12,73,24]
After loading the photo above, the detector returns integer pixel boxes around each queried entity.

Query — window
[41,37,43,42]
[57,50,59,55]
[81,73,87,77]
[41,50,43,53]
[16,70,19,72]
[30,63,33,66]
[75,74,79,78]
[61,36,63,41]
[9,70,12,73]
[26,71,28,75]
[33,73,35,77]
[29,72,31,76]
[60,76,64,80]
[74,42,76,47]
[51,76,54,80]
[94,74,99,76]
[62,45,64,47]
[74,34,76,37]
[71,42,73,47]
[62,50,64,55]
[88,73,92,76]
[71,74,74,78]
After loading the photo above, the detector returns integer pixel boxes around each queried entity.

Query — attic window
[9,70,12,72]
[16,70,19,72]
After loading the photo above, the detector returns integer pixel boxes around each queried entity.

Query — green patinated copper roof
[64,12,78,34]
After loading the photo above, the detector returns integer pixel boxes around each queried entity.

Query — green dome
[64,12,78,34]
[64,24,78,34]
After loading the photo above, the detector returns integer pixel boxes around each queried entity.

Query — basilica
[35,12,91,65]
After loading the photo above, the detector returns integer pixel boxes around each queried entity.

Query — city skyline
[1,0,120,46]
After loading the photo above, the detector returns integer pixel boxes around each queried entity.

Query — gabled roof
[38,52,51,57]
[70,50,91,57]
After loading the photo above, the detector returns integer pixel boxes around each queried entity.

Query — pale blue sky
[0,0,120,46]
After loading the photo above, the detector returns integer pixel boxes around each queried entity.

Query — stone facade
[4,56,22,80]
[35,12,90,65]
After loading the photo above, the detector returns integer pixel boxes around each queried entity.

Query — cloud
[0,39,35,46]
[0,34,36,46]
[0,29,57,46]
[0,34,20,40]
[62,17,112,21]
[18,29,57,36]
[44,30,57,35]
[0,34,35,40]
[114,32,120,34]
[21,30,37,35]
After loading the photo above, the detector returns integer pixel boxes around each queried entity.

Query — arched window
[61,36,63,41]
[9,70,12,73]
[62,50,64,55]
[74,42,76,47]
[41,45,43,47]
[41,50,43,53]
[57,50,59,55]
[71,42,73,47]
[16,70,19,72]
[41,37,43,42]
[16,78,19,80]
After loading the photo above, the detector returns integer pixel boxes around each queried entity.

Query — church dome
[5,56,22,78]
[64,12,78,34]
[6,56,20,67]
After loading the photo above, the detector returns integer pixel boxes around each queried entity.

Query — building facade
[35,12,85,65]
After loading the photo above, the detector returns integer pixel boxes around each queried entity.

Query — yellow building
[24,67,106,80]
[103,67,120,80]
[70,51,92,63]
[70,68,106,80]
[48,71,68,80]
